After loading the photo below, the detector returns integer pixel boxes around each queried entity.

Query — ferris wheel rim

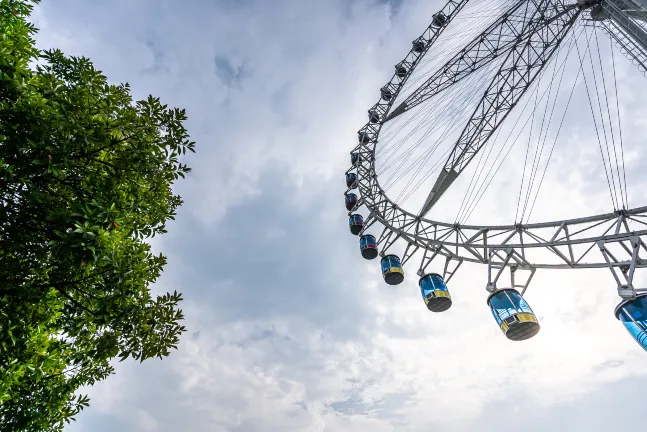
[344,0,647,353]
[349,0,647,269]
[363,185,647,231]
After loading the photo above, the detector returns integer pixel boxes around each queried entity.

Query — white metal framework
[346,0,647,300]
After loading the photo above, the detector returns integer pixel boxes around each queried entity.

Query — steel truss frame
[385,0,579,122]
[356,0,470,132]
[419,0,581,215]
[594,0,647,71]
[346,0,647,278]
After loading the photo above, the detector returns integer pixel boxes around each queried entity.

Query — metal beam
[353,0,470,151]
[386,0,578,123]
[593,0,647,73]
[419,1,580,216]
[350,0,647,271]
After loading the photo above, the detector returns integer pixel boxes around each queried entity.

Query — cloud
[214,55,247,88]
[378,0,406,17]
[28,0,647,431]
[141,36,170,75]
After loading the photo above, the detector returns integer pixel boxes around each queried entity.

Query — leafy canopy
[0,1,195,430]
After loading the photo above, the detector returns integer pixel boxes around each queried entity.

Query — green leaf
[0,3,194,428]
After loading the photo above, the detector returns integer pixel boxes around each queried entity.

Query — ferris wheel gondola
[344,0,647,352]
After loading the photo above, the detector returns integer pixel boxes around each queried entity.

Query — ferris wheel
[345,0,647,348]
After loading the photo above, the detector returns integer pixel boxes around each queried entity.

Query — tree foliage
[0,1,195,429]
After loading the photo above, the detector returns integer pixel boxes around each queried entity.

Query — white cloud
[30,0,647,431]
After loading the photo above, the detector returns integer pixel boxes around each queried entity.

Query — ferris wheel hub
[577,0,602,10]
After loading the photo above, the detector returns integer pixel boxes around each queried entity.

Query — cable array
[373,3,634,226]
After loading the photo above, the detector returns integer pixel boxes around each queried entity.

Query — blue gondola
[349,214,364,235]
[419,273,452,312]
[412,39,426,53]
[395,64,407,78]
[487,289,540,341]
[351,152,361,166]
[381,87,393,101]
[381,254,404,285]
[358,132,371,144]
[615,294,647,352]
[432,12,448,27]
[369,110,380,123]
[359,234,378,260]
[345,193,358,211]
[346,173,358,189]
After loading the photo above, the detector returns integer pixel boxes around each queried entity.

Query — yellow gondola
[381,254,404,285]
[419,273,452,312]
[487,289,540,341]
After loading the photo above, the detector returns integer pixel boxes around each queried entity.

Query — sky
[29,0,647,431]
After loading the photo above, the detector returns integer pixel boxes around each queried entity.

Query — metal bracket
[400,240,420,266]
[598,237,641,299]
[357,214,376,237]
[442,255,464,283]
[376,226,400,257]
[486,247,536,295]
[351,198,364,213]
[415,244,464,282]
[417,243,442,277]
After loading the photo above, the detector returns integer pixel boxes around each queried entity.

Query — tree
[0,1,195,429]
